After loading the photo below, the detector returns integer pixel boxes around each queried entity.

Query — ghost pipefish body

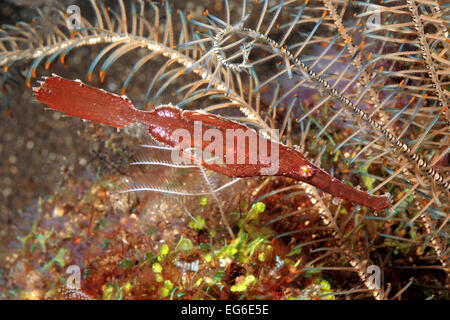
[34,75,391,211]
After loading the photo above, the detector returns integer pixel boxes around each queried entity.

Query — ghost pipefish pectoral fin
[34,75,392,211]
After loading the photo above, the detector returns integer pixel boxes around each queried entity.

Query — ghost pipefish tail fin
[34,75,143,129]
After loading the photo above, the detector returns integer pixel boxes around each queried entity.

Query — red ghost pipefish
[34,75,391,211]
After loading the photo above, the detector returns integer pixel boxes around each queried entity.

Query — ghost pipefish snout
[34,75,392,211]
